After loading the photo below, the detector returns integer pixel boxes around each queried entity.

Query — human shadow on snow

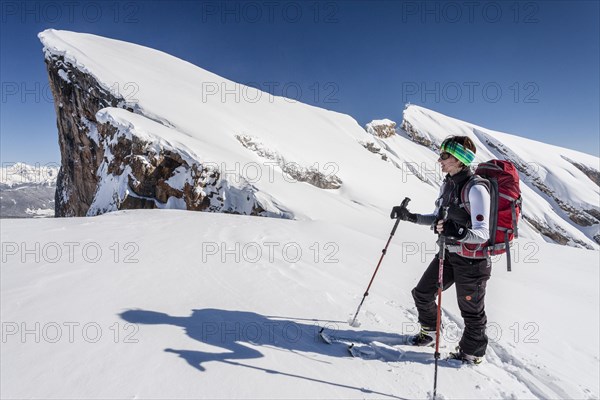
[120,308,442,397]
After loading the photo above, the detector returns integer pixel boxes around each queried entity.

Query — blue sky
[1,0,599,164]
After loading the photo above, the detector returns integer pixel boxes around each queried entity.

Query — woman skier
[390,135,491,364]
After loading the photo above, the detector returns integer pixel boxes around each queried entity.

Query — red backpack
[459,160,522,271]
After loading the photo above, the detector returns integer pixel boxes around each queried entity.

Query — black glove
[390,205,418,223]
[438,219,468,240]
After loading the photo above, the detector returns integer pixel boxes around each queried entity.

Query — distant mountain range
[0,162,58,218]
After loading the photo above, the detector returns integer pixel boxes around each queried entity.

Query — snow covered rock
[43,49,272,217]
[40,31,300,218]
[235,134,342,190]
[365,119,397,138]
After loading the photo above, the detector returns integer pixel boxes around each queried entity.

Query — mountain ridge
[38,29,599,248]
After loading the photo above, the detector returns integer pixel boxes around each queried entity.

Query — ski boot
[447,346,483,365]
[409,326,437,347]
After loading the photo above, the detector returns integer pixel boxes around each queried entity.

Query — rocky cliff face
[44,53,286,218]
[45,54,113,216]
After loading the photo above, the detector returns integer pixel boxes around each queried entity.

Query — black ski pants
[411,252,491,357]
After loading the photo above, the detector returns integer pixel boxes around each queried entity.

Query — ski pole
[349,197,410,327]
[433,207,449,400]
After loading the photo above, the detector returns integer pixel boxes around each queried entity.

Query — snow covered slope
[38,29,598,248]
[39,29,428,227]
[2,210,598,399]
[368,106,600,248]
[2,29,598,399]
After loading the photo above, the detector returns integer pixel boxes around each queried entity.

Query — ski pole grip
[391,197,409,236]
[400,197,411,209]
[436,207,449,240]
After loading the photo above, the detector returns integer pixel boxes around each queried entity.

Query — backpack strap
[460,175,496,254]
[512,196,522,239]
[503,228,512,272]
[487,178,499,250]
[459,175,490,214]
[497,192,522,239]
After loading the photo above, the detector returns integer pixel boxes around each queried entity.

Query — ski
[318,328,335,344]
[319,327,481,365]
[320,328,357,355]
[347,343,378,358]
[319,328,404,360]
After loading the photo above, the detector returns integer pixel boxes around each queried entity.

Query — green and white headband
[440,139,476,166]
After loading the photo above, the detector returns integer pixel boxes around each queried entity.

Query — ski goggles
[440,139,476,166]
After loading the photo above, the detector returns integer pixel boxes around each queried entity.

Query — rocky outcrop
[365,119,397,139]
[523,216,571,245]
[523,216,594,249]
[359,141,389,161]
[44,53,288,218]
[562,156,600,187]
[357,139,435,186]
[235,135,343,190]
[400,119,434,148]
